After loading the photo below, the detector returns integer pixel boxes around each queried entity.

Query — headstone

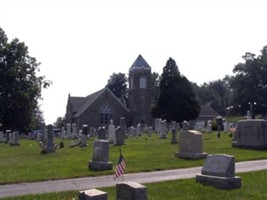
[136,124,142,136]
[88,140,113,171]
[10,131,20,146]
[89,127,96,138]
[207,120,212,133]
[0,131,4,143]
[196,154,242,189]
[120,117,127,138]
[116,182,147,200]
[97,126,107,140]
[41,125,55,154]
[79,189,107,200]
[232,119,267,149]
[128,126,136,137]
[159,120,167,139]
[175,130,207,159]
[80,125,88,147]
[170,127,178,144]
[61,126,66,139]
[108,119,115,143]
[182,121,189,130]
[114,126,125,146]
[72,123,78,137]
[66,123,72,138]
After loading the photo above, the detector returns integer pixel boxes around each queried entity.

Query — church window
[139,77,147,88]
[99,105,113,125]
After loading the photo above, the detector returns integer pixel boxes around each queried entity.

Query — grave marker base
[196,174,241,189]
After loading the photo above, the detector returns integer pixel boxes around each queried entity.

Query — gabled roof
[69,96,87,113]
[129,54,151,71]
[199,105,219,118]
[74,87,129,118]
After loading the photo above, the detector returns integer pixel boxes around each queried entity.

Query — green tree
[0,27,50,132]
[151,57,200,122]
[150,72,161,105]
[230,46,267,117]
[105,72,128,99]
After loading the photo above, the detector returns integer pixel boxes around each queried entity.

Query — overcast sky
[1,0,267,125]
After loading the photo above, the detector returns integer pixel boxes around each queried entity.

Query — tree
[151,57,200,122]
[0,27,51,132]
[150,72,161,105]
[230,46,267,117]
[105,72,128,99]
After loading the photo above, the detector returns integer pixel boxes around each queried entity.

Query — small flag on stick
[114,149,126,180]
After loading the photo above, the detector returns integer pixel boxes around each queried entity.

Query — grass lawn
[1,170,267,200]
[0,131,266,184]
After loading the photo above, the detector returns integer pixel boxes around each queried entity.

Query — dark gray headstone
[116,182,147,200]
[97,127,107,140]
[196,154,241,189]
[88,140,113,171]
[114,127,125,146]
[233,119,267,150]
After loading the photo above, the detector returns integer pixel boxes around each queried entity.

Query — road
[1,159,267,198]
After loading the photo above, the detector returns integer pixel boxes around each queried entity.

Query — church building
[65,55,153,130]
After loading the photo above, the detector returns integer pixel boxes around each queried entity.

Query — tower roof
[130,54,151,71]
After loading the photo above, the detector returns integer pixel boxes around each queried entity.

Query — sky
[1,0,267,125]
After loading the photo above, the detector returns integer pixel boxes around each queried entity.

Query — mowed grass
[2,170,267,200]
[0,132,266,184]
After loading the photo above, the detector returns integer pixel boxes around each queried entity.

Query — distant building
[65,55,216,130]
[65,55,152,130]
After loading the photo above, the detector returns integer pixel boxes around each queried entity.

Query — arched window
[99,105,113,125]
[139,77,147,89]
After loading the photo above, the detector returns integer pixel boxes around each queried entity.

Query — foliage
[0,27,51,132]
[53,116,65,128]
[105,72,128,99]
[230,46,267,117]
[194,76,232,116]
[150,72,161,104]
[151,58,200,122]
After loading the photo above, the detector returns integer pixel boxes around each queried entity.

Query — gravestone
[97,126,107,140]
[80,125,88,147]
[116,182,147,200]
[89,127,96,138]
[196,154,242,189]
[120,117,127,138]
[0,131,4,143]
[128,126,136,137]
[114,126,125,146]
[61,126,66,139]
[175,130,207,159]
[66,123,72,139]
[88,140,113,171]
[79,189,107,200]
[136,124,142,136]
[159,120,167,139]
[10,131,20,146]
[72,123,78,137]
[41,125,55,154]
[170,127,178,144]
[108,119,115,143]
[232,119,267,150]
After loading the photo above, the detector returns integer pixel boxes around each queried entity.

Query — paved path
[1,159,267,198]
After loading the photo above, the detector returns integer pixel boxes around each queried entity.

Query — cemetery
[0,117,267,199]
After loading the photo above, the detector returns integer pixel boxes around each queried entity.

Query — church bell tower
[128,54,152,126]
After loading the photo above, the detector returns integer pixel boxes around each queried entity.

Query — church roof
[68,96,87,113]
[130,54,151,71]
[73,87,129,118]
[199,105,219,118]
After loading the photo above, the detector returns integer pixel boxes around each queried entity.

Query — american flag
[114,150,126,180]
